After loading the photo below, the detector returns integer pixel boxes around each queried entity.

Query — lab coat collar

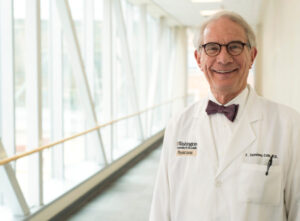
[216,85,263,177]
[192,85,263,176]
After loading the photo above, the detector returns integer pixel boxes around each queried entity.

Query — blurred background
[0,0,299,220]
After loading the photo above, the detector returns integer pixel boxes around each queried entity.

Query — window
[0,0,187,217]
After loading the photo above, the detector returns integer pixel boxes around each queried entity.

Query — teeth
[215,70,234,73]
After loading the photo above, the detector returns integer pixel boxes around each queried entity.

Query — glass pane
[111,0,141,159]
[94,0,104,120]
[187,28,209,104]
[14,0,30,207]
[68,0,84,57]
[14,0,27,155]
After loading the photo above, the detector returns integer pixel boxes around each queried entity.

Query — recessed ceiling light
[200,9,222,17]
[191,0,222,3]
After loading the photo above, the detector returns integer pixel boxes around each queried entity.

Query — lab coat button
[215,180,222,187]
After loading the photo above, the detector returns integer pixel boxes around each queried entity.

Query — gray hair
[194,10,257,51]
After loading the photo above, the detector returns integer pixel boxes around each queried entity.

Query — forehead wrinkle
[203,18,247,44]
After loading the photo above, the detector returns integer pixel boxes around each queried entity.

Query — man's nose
[216,46,233,64]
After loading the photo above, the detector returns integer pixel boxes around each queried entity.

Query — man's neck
[211,87,246,105]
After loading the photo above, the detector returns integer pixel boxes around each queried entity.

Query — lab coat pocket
[238,163,282,205]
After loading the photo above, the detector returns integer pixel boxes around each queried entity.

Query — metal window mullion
[113,0,144,141]
[0,0,16,169]
[50,0,64,179]
[56,0,108,165]
[26,0,43,206]
[103,0,114,162]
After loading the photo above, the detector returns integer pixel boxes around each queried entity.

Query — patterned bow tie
[206,100,239,122]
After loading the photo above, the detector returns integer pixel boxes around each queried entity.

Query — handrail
[0,96,185,166]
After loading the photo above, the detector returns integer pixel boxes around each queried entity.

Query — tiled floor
[66,145,162,221]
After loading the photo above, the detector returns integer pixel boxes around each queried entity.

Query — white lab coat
[149,87,300,221]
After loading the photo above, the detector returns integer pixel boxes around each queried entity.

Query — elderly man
[149,11,300,221]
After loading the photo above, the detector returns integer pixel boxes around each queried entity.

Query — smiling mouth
[212,68,238,74]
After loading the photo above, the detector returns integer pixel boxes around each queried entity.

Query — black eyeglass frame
[199,41,251,57]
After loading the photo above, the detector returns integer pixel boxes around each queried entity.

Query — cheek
[236,56,251,73]
[241,54,252,69]
[200,63,204,71]
[244,61,252,72]
[200,57,210,72]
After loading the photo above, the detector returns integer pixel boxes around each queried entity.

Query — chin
[213,83,237,93]
[214,80,235,88]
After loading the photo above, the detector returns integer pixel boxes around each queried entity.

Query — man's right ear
[194,49,201,69]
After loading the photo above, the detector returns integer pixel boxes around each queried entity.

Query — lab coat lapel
[216,88,263,177]
[194,99,219,171]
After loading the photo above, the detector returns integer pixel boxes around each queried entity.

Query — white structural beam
[138,4,148,137]
[55,0,107,165]
[181,27,188,107]
[25,0,43,206]
[50,0,64,179]
[113,0,145,141]
[0,0,16,167]
[102,0,114,162]
[147,17,165,135]
[84,0,94,94]
[160,27,170,124]
[0,140,30,216]
[173,27,188,110]
[166,28,176,120]
[147,17,165,105]
[84,0,99,162]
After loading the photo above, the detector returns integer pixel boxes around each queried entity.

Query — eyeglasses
[200,41,251,57]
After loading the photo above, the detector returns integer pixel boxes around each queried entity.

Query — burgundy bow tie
[206,100,239,122]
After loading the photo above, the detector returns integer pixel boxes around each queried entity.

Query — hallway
[65,145,162,221]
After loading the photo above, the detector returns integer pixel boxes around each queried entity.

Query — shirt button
[215,180,222,187]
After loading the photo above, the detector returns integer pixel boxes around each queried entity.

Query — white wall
[255,0,300,112]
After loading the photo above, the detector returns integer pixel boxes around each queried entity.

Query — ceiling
[151,0,266,28]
